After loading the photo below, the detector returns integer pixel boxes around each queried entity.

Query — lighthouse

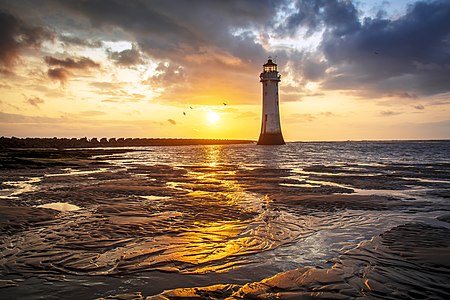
[257,58,285,145]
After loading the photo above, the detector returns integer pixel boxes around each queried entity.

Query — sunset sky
[0,0,449,141]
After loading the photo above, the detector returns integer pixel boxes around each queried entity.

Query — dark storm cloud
[54,0,282,64]
[107,44,143,66]
[0,10,52,66]
[320,0,450,97]
[2,0,449,102]
[276,0,450,98]
[279,0,360,37]
[58,0,198,47]
[44,56,100,69]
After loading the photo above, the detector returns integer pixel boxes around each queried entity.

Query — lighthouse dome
[263,59,277,73]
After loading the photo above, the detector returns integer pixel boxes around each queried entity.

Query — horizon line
[2,136,449,143]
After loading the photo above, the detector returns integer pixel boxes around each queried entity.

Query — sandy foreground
[147,222,450,299]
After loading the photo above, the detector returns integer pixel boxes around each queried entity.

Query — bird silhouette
[183,112,186,115]
[223,102,227,106]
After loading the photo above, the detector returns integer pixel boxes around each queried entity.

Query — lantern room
[263,58,277,73]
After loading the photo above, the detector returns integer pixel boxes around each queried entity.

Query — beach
[1,141,449,299]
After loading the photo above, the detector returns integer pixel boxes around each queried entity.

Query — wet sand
[148,223,450,299]
[1,145,449,299]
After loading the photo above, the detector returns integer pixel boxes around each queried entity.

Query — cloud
[56,0,281,58]
[287,113,316,122]
[89,81,146,103]
[59,34,102,48]
[283,51,328,86]
[278,0,360,37]
[0,10,53,67]
[234,111,258,119]
[26,96,44,108]
[0,67,14,76]
[146,62,185,86]
[44,56,100,85]
[47,68,70,85]
[90,81,125,89]
[0,111,176,138]
[50,0,280,99]
[385,91,418,99]
[167,118,176,125]
[320,0,450,97]
[107,44,143,66]
[2,0,450,110]
[0,111,58,123]
[44,56,100,69]
[78,110,106,117]
[273,0,450,100]
[2,0,281,106]
[379,110,402,117]
[319,112,336,117]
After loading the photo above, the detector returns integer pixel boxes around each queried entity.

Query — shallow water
[1,141,450,299]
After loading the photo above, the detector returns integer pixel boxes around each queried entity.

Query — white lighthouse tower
[257,58,285,145]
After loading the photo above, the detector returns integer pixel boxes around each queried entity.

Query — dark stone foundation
[257,133,285,145]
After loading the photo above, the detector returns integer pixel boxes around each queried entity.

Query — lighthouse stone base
[257,133,285,145]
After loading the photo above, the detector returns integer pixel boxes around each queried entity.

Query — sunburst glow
[207,111,220,124]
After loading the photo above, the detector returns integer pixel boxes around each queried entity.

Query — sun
[207,111,220,124]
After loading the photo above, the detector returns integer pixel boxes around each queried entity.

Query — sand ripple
[148,223,450,299]
[1,144,449,298]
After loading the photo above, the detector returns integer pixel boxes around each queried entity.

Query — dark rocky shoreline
[0,137,254,149]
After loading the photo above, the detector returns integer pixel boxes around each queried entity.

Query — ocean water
[1,141,450,299]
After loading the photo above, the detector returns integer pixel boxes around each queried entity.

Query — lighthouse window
[265,83,267,87]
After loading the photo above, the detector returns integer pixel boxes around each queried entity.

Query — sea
[1,141,449,299]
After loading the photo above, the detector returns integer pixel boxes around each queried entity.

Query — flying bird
[190,106,193,109]
[183,112,186,115]
[223,102,227,106]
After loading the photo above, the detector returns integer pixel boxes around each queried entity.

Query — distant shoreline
[0,137,255,149]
